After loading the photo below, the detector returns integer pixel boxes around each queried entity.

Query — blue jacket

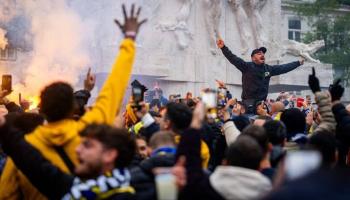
[221,46,301,101]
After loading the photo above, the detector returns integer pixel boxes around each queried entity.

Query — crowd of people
[0,4,350,200]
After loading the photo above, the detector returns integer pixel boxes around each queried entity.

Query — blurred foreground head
[76,124,136,178]
[39,82,74,122]
[280,108,306,139]
[226,135,264,170]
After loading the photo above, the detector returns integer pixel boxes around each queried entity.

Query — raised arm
[223,121,241,145]
[329,79,350,166]
[307,68,336,134]
[328,78,349,132]
[176,103,223,199]
[222,108,241,145]
[217,39,248,72]
[78,5,147,128]
[270,59,304,76]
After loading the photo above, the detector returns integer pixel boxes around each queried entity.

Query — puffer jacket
[312,91,336,134]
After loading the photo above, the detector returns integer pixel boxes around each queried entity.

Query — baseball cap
[251,47,267,57]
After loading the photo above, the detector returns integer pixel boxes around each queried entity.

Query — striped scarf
[62,168,135,200]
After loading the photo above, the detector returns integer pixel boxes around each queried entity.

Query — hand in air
[115,4,147,40]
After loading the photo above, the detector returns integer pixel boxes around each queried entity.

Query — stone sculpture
[203,0,222,55]
[228,0,252,55]
[281,40,325,63]
[248,0,268,47]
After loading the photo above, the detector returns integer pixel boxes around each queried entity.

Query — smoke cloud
[0,0,94,99]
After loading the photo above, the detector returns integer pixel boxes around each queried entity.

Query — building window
[288,19,301,42]
[0,47,17,61]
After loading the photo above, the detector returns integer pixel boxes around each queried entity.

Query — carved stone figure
[156,0,194,49]
[203,0,222,55]
[228,0,252,55]
[174,0,194,49]
[248,0,268,47]
[281,40,325,63]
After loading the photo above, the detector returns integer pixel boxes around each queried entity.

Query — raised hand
[256,102,267,116]
[215,79,226,89]
[217,39,225,49]
[329,78,344,102]
[84,68,96,92]
[190,102,206,129]
[308,67,321,93]
[114,4,147,40]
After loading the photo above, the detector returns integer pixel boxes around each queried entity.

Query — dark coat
[176,128,224,200]
[130,154,176,200]
[221,46,301,101]
[332,103,350,166]
[264,168,350,200]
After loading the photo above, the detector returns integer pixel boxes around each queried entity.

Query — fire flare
[28,96,40,110]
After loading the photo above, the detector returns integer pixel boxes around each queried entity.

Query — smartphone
[2,75,12,92]
[132,87,143,103]
[202,89,217,109]
[154,168,177,200]
[218,87,227,97]
[284,150,321,181]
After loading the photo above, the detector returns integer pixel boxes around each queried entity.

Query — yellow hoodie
[0,39,135,200]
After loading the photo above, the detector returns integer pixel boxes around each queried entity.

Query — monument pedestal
[72,0,333,100]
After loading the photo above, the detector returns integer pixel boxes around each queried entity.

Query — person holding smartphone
[0,4,147,199]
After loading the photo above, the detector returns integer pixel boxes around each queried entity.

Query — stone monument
[0,0,334,100]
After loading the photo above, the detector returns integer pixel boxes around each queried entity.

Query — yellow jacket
[0,39,136,200]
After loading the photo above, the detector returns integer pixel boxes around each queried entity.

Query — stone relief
[228,0,252,55]
[156,0,194,50]
[281,40,325,63]
[203,0,222,55]
[248,0,268,47]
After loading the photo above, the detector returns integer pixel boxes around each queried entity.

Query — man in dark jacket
[328,78,350,166]
[217,39,304,114]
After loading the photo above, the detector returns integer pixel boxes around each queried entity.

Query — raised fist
[217,39,225,49]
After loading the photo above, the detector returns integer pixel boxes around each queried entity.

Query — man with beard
[0,120,137,199]
[217,39,305,114]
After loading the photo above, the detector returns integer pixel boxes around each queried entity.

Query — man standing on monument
[217,39,305,114]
